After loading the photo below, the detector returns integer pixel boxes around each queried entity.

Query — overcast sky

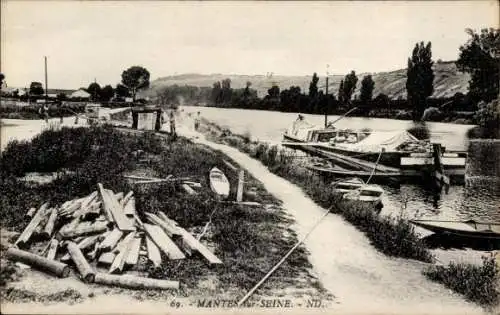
[1,1,498,89]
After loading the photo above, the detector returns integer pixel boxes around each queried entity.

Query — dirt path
[175,120,483,314]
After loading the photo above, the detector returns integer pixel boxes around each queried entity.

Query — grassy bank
[0,125,330,304]
[198,119,500,309]
[0,103,86,120]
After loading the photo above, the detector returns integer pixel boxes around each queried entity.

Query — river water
[182,106,500,253]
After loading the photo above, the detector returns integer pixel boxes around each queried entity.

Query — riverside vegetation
[0,125,331,303]
[198,119,499,309]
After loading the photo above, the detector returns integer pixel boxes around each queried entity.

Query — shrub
[423,256,499,308]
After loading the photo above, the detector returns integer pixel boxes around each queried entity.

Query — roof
[70,89,91,98]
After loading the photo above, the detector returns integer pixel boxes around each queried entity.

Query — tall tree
[360,75,375,103]
[456,28,500,103]
[342,71,358,105]
[100,85,115,102]
[29,82,44,96]
[0,73,4,87]
[221,78,232,104]
[87,82,101,101]
[406,41,434,121]
[211,81,222,105]
[308,73,319,99]
[338,80,344,104]
[115,84,130,98]
[121,66,150,101]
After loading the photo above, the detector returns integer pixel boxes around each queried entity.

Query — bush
[423,256,499,308]
[407,123,430,140]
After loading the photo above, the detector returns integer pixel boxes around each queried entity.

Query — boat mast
[44,56,48,101]
[324,64,329,128]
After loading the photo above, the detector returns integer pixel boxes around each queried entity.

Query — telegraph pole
[324,64,329,128]
[44,56,48,101]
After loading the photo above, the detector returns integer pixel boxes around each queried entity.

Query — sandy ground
[1,114,488,315]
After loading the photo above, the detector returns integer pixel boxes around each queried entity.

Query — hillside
[145,61,470,100]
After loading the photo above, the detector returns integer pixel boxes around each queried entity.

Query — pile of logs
[5,183,222,290]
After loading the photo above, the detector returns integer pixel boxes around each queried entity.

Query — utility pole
[44,56,48,101]
[324,64,329,128]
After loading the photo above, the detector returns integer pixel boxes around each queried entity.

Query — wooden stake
[145,236,162,268]
[109,232,135,274]
[121,191,134,208]
[94,273,179,290]
[41,208,59,239]
[236,169,244,202]
[6,247,70,278]
[66,241,96,283]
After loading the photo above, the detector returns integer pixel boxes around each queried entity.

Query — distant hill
[144,61,470,100]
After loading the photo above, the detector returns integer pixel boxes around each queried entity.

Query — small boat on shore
[331,178,384,211]
[209,167,230,199]
[409,219,500,241]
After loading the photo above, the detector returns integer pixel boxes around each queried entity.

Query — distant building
[70,89,91,100]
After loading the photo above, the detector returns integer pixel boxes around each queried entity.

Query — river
[182,106,500,257]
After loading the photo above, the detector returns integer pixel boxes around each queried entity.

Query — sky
[1,1,498,90]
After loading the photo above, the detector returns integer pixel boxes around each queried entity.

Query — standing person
[194,111,201,131]
[59,103,64,124]
[43,104,49,123]
[169,110,176,138]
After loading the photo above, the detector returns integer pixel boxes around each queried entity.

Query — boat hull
[410,220,500,241]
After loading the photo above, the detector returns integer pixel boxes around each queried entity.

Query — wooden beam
[143,224,185,260]
[145,236,162,268]
[66,241,96,283]
[98,183,135,231]
[125,236,141,266]
[46,239,59,260]
[15,203,50,248]
[6,247,70,278]
[94,273,179,290]
[41,208,59,240]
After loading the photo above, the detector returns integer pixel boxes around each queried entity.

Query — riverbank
[192,117,499,310]
[0,125,331,313]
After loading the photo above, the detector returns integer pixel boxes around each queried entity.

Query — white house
[70,89,91,99]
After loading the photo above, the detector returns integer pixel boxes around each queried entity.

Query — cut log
[98,229,124,252]
[60,235,100,261]
[181,184,196,195]
[145,236,162,268]
[66,241,96,283]
[94,273,179,290]
[15,203,51,248]
[120,191,134,207]
[143,224,185,260]
[98,252,116,265]
[41,208,59,239]
[125,236,141,266]
[58,221,108,239]
[98,183,135,231]
[46,239,59,260]
[123,197,136,216]
[6,247,70,278]
[26,207,37,219]
[109,232,135,274]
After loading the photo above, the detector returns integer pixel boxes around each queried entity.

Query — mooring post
[237,169,244,202]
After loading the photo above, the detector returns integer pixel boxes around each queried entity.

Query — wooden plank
[143,224,185,260]
[98,229,124,252]
[181,184,197,195]
[46,239,59,260]
[15,203,51,248]
[26,207,37,219]
[99,184,135,231]
[125,236,142,266]
[98,252,116,265]
[145,236,162,268]
[177,228,223,265]
[109,232,135,274]
[97,184,115,222]
[145,213,181,238]
[121,191,134,207]
[41,208,59,239]
[94,273,179,290]
[114,192,124,202]
[123,197,136,216]
[6,247,70,278]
